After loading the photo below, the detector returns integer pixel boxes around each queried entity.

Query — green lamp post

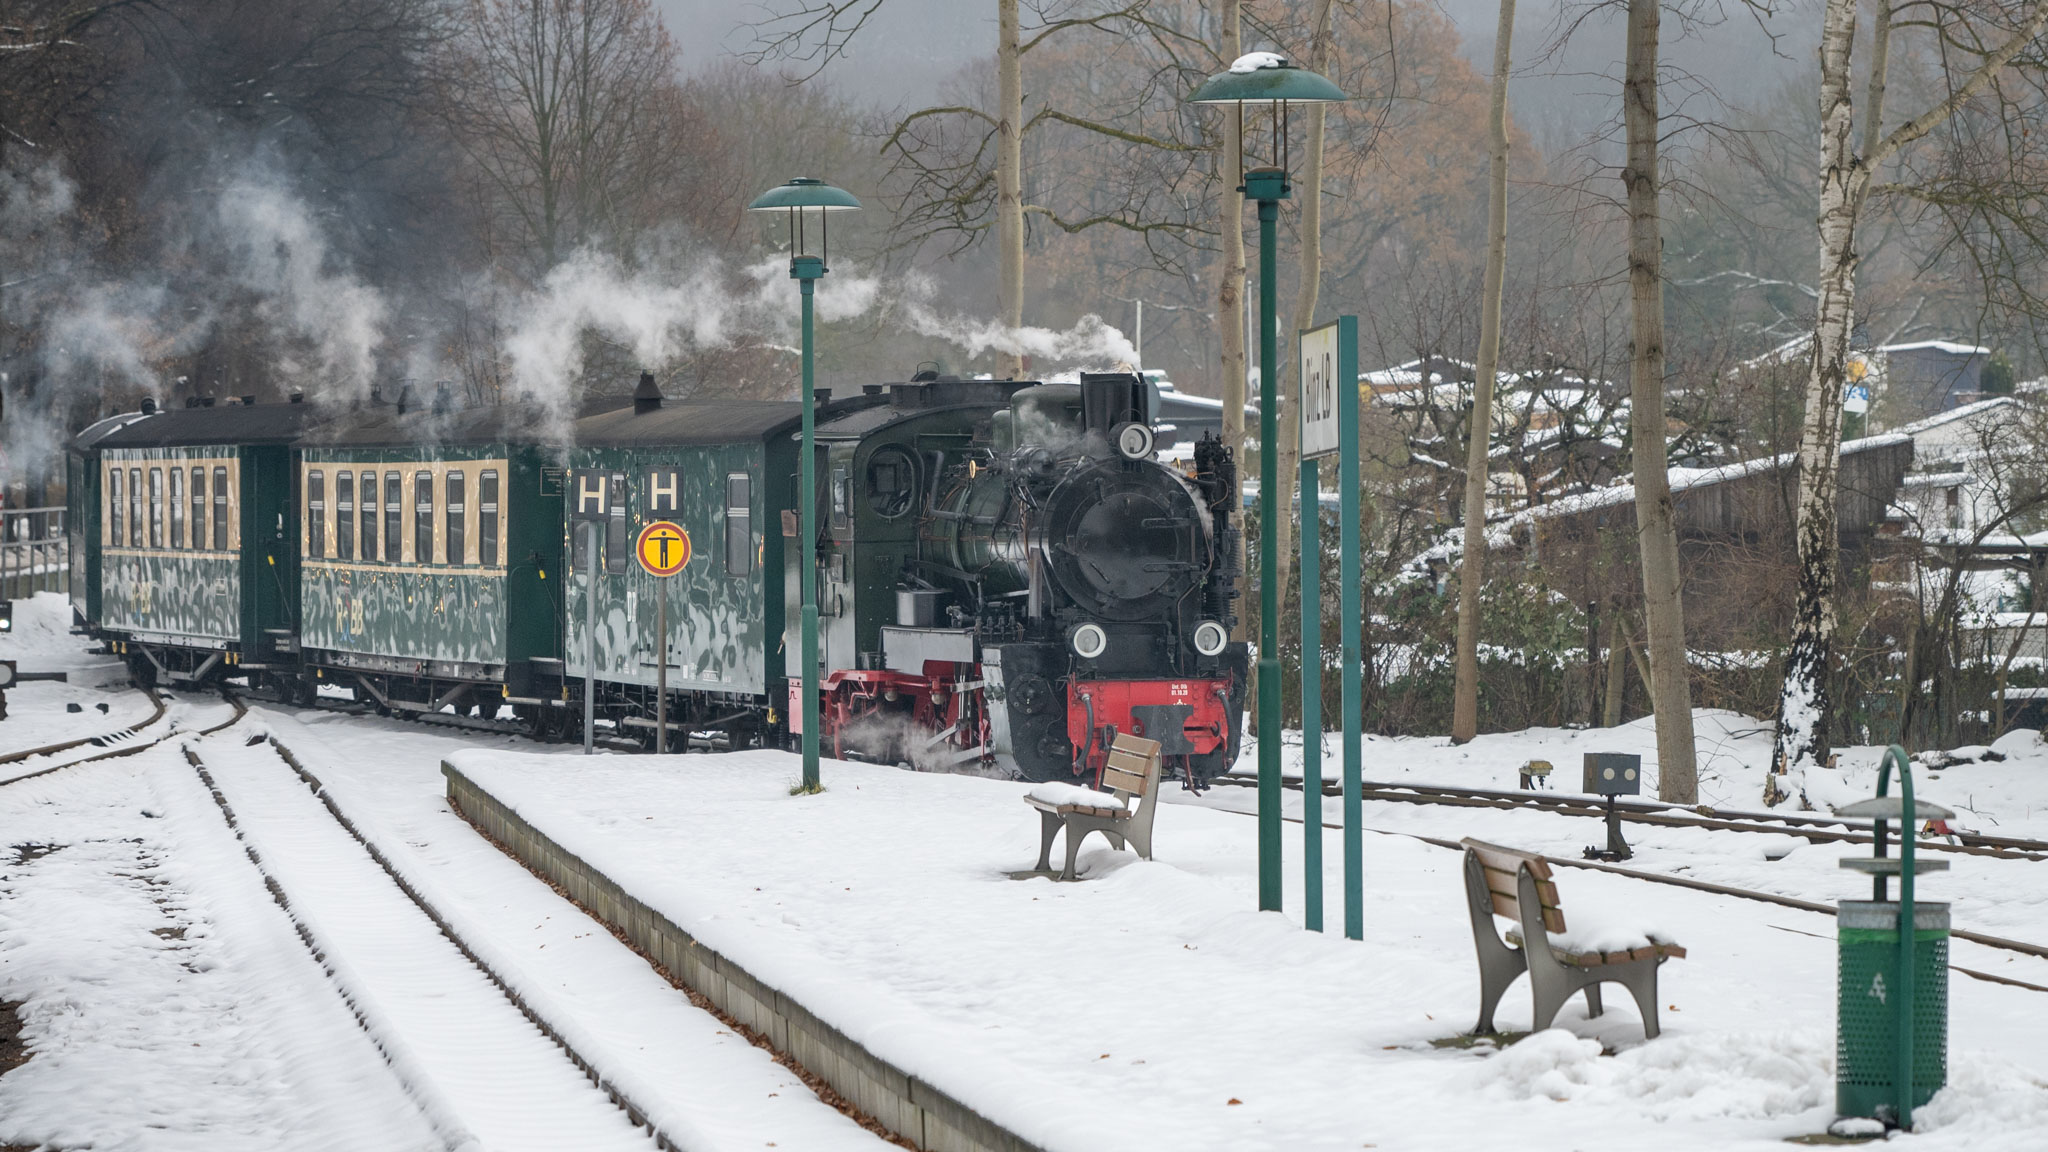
[748,177,861,793]
[1188,55,1346,913]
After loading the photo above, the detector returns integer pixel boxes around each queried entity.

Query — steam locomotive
[67,370,1248,786]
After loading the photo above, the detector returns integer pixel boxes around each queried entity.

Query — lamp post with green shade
[1187,56,1346,914]
[748,177,861,793]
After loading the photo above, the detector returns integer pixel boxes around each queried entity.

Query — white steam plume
[217,177,388,406]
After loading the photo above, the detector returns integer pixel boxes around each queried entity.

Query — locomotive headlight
[1071,623,1108,659]
[1193,620,1229,657]
[1112,422,1154,461]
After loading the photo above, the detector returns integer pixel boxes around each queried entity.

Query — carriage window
[478,470,499,567]
[212,467,229,550]
[446,471,467,565]
[830,465,851,529]
[384,472,401,562]
[605,473,628,574]
[336,472,355,561]
[109,467,124,546]
[169,467,184,549]
[725,473,752,576]
[148,468,164,548]
[414,471,434,563]
[308,470,326,558]
[129,468,143,547]
[361,471,378,562]
[191,468,206,550]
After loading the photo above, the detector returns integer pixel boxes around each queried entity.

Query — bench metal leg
[1035,810,1061,873]
[1615,960,1663,1039]
[1583,983,1604,1019]
[1061,822,1094,881]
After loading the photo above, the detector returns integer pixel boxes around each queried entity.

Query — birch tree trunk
[1451,0,1516,744]
[1271,0,1335,688]
[997,0,1024,379]
[1771,0,1866,803]
[1216,0,1248,642]
[1623,0,1699,802]
[1767,0,2046,804]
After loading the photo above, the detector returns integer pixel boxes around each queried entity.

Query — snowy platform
[445,748,2048,1151]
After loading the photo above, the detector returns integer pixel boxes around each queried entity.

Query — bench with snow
[1022,733,1163,881]
[1462,837,1686,1039]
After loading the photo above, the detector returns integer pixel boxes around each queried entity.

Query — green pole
[1300,451,1322,930]
[1337,315,1362,940]
[1889,745,1918,1130]
[1247,167,1287,913]
[794,254,824,791]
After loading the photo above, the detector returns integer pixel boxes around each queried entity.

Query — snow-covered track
[0,684,166,765]
[0,689,243,787]
[1233,802,2048,986]
[1211,773,2048,860]
[181,730,673,1152]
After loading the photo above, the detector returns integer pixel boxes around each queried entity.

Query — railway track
[1198,794,2048,992]
[1209,772,2048,861]
[0,687,243,786]
[182,725,675,1151]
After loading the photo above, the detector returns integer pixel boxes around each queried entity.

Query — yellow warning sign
[636,520,690,577]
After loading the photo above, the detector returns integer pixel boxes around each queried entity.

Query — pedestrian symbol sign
[636,521,690,577]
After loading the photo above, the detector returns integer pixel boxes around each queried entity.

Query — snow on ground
[450,747,2048,1151]
[1244,708,2048,841]
[0,745,441,1151]
[0,592,157,758]
[248,707,889,1152]
[9,590,2048,1149]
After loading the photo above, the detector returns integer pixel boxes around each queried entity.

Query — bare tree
[1770,0,2048,805]
[446,0,689,275]
[1451,0,1516,744]
[1623,0,1699,802]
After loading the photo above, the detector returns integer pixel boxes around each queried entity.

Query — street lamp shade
[1186,55,1347,105]
[746,177,862,212]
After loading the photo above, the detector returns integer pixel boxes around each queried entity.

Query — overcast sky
[652,0,1819,155]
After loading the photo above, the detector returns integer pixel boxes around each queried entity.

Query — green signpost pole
[1184,61,1346,919]
[1336,316,1361,940]
[1248,168,1286,913]
[749,177,859,796]
[1299,450,1322,930]
[795,256,822,792]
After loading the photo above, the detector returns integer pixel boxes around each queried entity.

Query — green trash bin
[1837,899,1949,1122]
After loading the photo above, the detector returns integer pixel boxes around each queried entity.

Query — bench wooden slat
[1480,866,1560,912]
[1105,746,1155,770]
[1464,839,1553,883]
[1487,890,1518,920]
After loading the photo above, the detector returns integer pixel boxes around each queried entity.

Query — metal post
[1300,452,1322,930]
[1334,315,1362,940]
[584,519,598,754]
[1249,173,1285,913]
[795,256,824,792]
[656,576,668,754]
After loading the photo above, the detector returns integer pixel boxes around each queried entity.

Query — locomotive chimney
[1079,372,1146,436]
[140,397,157,415]
[633,370,663,414]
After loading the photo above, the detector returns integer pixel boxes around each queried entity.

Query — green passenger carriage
[295,405,564,722]
[70,398,311,687]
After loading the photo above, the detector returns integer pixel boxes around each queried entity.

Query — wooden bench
[1462,838,1686,1039]
[1023,734,1163,881]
